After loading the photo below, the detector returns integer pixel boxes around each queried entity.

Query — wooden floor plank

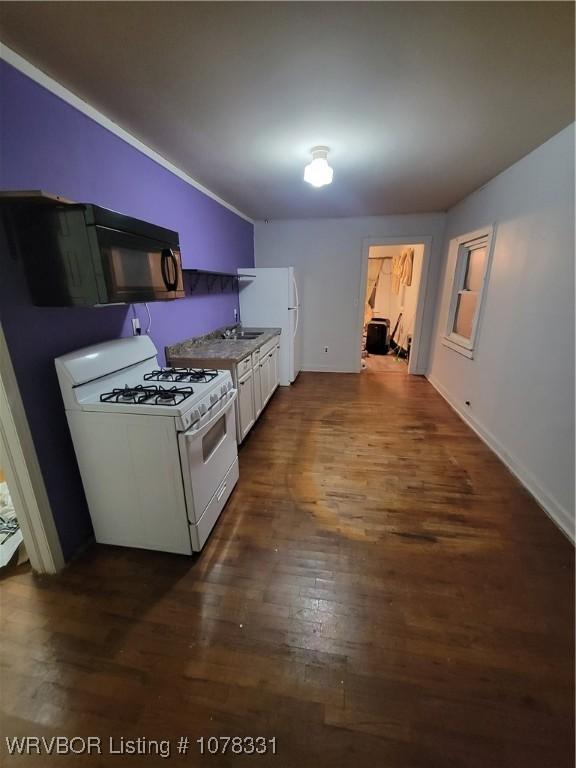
[0,369,573,767]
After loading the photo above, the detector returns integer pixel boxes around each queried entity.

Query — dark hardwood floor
[1,371,573,767]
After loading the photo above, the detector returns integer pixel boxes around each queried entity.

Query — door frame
[357,235,434,375]
[0,325,64,573]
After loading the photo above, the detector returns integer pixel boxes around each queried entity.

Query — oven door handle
[183,391,237,441]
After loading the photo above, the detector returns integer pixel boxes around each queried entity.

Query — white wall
[428,124,575,539]
[255,215,446,372]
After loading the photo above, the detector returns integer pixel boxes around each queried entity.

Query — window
[442,226,494,359]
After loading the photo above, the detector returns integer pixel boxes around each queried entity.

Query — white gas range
[55,335,238,554]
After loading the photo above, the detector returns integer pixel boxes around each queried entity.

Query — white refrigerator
[238,267,301,385]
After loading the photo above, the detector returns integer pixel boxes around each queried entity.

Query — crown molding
[0,43,253,224]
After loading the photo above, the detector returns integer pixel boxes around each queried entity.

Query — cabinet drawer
[251,348,260,368]
[260,336,278,358]
[193,458,239,551]
[236,355,252,378]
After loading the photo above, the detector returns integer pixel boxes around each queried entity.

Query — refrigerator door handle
[293,306,299,339]
[291,273,300,311]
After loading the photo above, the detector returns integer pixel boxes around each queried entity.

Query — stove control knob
[190,409,200,423]
[199,403,207,416]
[210,392,218,405]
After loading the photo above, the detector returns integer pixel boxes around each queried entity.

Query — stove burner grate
[144,367,219,384]
[99,384,194,406]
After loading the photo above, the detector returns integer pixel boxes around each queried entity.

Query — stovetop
[56,338,235,429]
[143,367,219,384]
[63,354,234,429]
[100,384,195,407]
[98,367,225,409]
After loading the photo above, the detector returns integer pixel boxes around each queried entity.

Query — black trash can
[366,318,390,355]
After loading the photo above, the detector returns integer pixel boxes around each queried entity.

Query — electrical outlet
[131,318,141,336]
[234,308,238,322]
[323,346,328,353]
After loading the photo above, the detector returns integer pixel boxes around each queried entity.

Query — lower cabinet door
[238,370,255,441]
[264,350,276,402]
[252,365,262,418]
[271,346,280,391]
[260,356,271,406]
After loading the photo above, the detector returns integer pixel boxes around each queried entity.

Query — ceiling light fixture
[304,146,333,188]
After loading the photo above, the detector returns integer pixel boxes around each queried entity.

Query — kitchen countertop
[166,326,281,368]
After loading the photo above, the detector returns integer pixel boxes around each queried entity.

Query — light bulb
[304,146,333,187]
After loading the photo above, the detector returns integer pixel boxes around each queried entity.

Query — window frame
[442,225,495,359]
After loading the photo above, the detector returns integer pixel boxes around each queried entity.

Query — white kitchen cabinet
[237,369,255,441]
[271,345,280,392]
[252,359,262,419]
[267,350,275,403]
[260,353,272,406]
[261,346,279,404]
[230,335,281,443]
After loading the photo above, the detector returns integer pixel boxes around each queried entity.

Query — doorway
[358,238,431,375]
[0,327,64,574]
[0,465,25,568]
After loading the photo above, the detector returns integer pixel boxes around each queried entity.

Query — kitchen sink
[220,331,263,340]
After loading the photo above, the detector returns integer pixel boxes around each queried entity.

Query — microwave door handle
[168,249,179,290]
[160,249,171,290]
[161,248,179,291]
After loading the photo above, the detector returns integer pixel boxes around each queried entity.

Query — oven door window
[202,414,227,463]
[96,227,184,302]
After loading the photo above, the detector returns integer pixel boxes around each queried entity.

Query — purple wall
[0,60,254,560]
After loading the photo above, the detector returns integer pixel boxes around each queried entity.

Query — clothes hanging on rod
[401,248,413,286]
[392,248,414,294]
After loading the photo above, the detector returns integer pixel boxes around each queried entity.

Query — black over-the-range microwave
[3,200,186,306]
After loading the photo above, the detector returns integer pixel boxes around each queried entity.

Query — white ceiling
[0,2,573,220]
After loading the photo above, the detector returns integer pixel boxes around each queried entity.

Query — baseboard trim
[427,374,575,543]
[301,365,357,373]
